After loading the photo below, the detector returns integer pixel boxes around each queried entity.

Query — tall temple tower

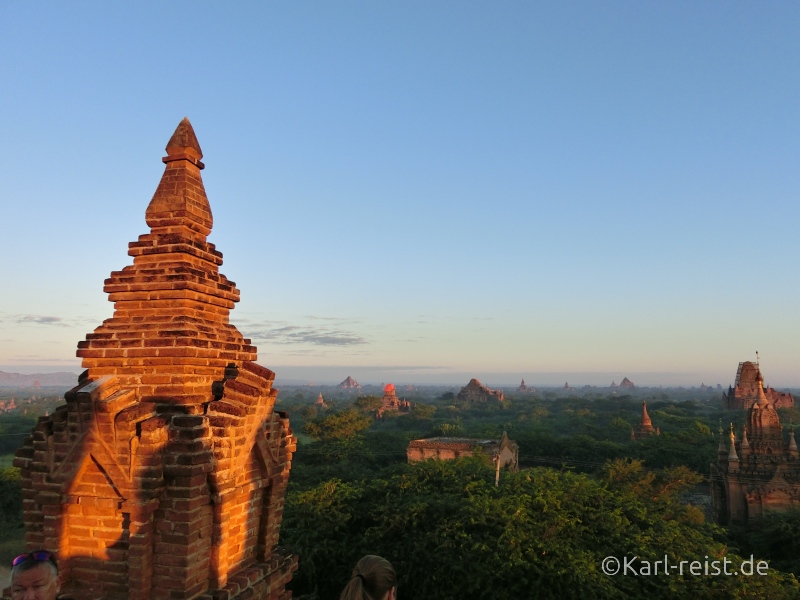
[6,119,296,600]
[711,385,800,525]
[722,361,794,410]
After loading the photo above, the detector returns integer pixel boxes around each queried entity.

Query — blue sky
[1,3,799,386]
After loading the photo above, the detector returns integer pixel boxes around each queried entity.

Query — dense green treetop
[282,458,799,600]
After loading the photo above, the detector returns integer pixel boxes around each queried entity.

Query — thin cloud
[249,324,368,346]
[15,315,68,326]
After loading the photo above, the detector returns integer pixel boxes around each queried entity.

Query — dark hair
[339,555,396,600]
[10,550,59,581]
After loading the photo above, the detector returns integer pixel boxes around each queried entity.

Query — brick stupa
[6,119,297,600]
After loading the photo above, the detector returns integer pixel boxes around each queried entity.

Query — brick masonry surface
[4,119,296,600]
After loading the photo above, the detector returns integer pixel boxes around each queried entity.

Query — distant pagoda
[457,378,504,403]
[338,375,361,389]
[517,378,533,392]
[376,383,410,417]
[631,401,659,440]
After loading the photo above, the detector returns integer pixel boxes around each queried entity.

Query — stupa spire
[77,118,256,404]
[741,425,750,456]
[641,401,653,428]
[146,117,213,239]
[755,378,769,408]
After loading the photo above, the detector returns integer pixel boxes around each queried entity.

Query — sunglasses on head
[11,551,56,568]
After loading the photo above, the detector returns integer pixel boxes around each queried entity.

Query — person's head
[339,555,396,600]
[10,550,60,600]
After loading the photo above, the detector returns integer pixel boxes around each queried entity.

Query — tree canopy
[282,458,799,600]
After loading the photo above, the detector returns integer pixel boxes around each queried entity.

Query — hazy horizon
[3,363,798,390]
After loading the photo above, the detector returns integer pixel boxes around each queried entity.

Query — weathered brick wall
[3,119,296,600]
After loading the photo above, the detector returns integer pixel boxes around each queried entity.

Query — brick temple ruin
[407,432,519,471]
[4,119,296,600]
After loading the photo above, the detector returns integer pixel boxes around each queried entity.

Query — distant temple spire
[631,401,658,441]
[641,401,653,431]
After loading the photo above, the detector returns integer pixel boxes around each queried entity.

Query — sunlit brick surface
[4,119,296,600]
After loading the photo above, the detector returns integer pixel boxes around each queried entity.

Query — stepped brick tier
[722,361,794,410]
[5,119,297,600]
[711,385,800,525]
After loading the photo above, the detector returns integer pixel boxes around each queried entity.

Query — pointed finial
[717,420,726,454]
[741,425,750,450]
[790,428,798,456]
[146,118,213,237]
[163,117,204,169]
[641,400,652,427]
[728,424,739,461]
[756,382,769,408]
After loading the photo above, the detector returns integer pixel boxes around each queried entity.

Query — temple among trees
[376,383,410,417]
[711,384,800,525]
[457,378,504,402]
[4,119,295,600]
[407,433,519,472]
[337,376,361,389]
[630,401,660,441]
[722,361,794,410]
